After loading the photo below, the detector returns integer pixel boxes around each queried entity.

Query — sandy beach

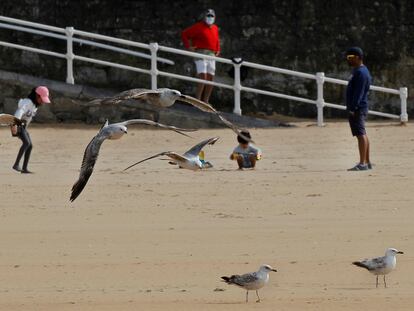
[0,121,413,310]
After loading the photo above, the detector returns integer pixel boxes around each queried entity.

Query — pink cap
[35,86,51,104]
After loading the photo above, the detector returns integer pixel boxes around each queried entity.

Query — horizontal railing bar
[0,15,65,33]
[74,38,174,65]
[0,22,174,65]
[0,41,66,58]
[73,29,150,50]
[158,45,233,64]
[243,61,317,80]
[158,70,234,89]
[0,22,67,40]
[74,55,152,74]
[241,86,317,104]
[324,102,399,118]
[324,77,400,95]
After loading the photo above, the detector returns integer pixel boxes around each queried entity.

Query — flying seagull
[221,264,277,303]
[0,113,23,126]
[124,136,219,171]
[353,248,404,288]
[70,119,195,202]
[93,88,252,142]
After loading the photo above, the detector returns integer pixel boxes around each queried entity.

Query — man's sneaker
[347,163,369,171]
[367,163,373,169]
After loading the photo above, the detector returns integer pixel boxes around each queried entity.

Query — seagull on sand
[124,136,219,171]
[353,248,404,288]
[221,264,277,303]
[0,113,23,126]
[70,119,195,202]
[93,88,252,142]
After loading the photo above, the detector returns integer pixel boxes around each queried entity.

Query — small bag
[10,125,20,137]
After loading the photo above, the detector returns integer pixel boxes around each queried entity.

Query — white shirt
[14,98,38,126]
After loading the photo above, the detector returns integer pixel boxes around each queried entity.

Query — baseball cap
[345,46,364,58]
[35,86,51,104]
[205,8,215,17]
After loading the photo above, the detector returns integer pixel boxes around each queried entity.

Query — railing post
[149,42,159,90]
[316,72,325,126]
[399,87,408,124]
[232,57,243,115]
[65,26,75,84]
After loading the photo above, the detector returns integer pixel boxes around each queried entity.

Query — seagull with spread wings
[124,136,219,171]
[0,113,23,126]
[70,119,195,202]
[93,88,252,142]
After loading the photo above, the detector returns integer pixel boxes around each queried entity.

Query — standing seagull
[94,88,252,142]
[0,113,23,126]
[124,137,219,171]
[353,248,404,288]
[70,119,195,202]
[221,264,277,303]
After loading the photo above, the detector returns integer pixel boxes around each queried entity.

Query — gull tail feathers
[352,261,370,270]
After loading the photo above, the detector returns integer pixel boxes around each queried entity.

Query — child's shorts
[240,154,253,168]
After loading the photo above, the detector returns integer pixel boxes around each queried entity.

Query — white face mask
[205,16,215,25]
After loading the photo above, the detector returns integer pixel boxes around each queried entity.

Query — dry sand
[0,121,413,310]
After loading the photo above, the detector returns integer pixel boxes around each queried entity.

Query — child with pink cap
[11,86,50,173]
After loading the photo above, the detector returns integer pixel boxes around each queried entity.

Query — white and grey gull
[93,88,252,142]
[124,136,219,171]
[221,264,277,303]
[353,247,404,288]
[70,119,195,202]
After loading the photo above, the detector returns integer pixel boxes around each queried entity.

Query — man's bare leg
[196,73,207,100]
[202,73,214,103]
[357,135,368,164]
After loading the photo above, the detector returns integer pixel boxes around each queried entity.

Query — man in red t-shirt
[181,9,220,103]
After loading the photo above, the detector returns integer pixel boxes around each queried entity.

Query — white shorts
[194,59,216,75]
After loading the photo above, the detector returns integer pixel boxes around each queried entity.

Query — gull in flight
[70,119,195,202]
[0,113,23,126]
[124,136,219,171]
[93,88,252,142]
[221,264,277,303]
[352,248,404,288]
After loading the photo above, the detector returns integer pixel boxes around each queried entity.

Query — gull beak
[397,251,404,254]
[271,269,277,272]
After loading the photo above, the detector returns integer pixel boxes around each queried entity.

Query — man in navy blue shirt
[345,47,372,171]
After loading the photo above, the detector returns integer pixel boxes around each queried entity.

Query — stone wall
[0,0,413,118]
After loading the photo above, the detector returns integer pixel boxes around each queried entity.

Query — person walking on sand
[345,47,372,171]
[11,86,51,174]
[181,8,220,103]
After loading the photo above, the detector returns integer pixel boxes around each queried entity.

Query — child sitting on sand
[230,130,261,169]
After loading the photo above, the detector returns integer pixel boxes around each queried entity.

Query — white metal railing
[0,16,408,125]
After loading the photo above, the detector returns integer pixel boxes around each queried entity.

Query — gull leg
[376,275,378,288]
[245,291,248,303]
[255,290,261,303]
[383,275,387,288]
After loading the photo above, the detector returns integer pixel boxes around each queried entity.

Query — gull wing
[0,113,23,126]
[118,119,197,138]
[178,95,253,143]
[222,272,259,287]
[101,88,161,105]
[183,137,219,157]
[124,151,187,171]
[353,256,387,271]
[123,151,171,171]
[70,128,107,202]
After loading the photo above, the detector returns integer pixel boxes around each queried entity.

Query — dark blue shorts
[348,110,367,136]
